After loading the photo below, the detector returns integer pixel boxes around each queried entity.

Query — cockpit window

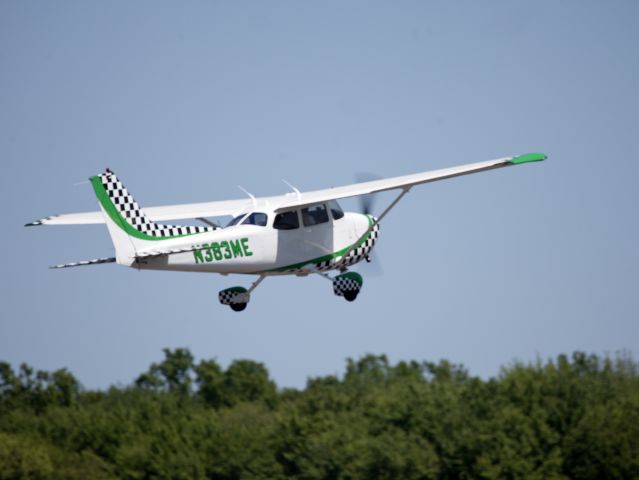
[226,214,246,227]
[273,210,299,230]
[242,212,268,226]
[302,204,329,227]
[328,200,344,220]
[226,212,268,227]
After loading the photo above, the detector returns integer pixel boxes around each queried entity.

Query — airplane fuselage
[134,211,377,275]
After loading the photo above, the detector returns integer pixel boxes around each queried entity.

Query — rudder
[90,169,215,265]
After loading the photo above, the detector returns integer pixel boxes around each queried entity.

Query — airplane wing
[26,153,545,226]
[270,152,546,212]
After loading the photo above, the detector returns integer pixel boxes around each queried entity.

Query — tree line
[1,349,638,479]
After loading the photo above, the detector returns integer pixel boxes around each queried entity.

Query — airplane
[26,152,546,311]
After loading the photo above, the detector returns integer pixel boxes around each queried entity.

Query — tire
[343,290,358,302]
[230,302,247,312]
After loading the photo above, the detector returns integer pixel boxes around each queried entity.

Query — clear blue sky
[2,1,638,390]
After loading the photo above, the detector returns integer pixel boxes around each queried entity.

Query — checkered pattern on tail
[218,287,249,305]
[333,272,363,297]
[100,170,215,238]
[314,222,380,272]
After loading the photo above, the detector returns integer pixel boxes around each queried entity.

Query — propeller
[354,172,383,277]
[361,194,375,216]
[355,172,380,217]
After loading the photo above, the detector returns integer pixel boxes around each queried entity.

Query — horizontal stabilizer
[25,213,104,226]
[50,257,116,269]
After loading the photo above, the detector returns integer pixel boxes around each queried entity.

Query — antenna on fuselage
[282,179,301,200]
[237,185,257,207]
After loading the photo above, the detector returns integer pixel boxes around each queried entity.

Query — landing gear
[230,302,247,312]
[218,275,266,312]
[343,290,358,302]
[311,269,364,302]
[332,272,363,302]
[218,286,249,311]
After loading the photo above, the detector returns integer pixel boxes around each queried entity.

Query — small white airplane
[27,153,546,311]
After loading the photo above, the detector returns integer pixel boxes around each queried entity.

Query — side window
[302,204,329,227]
[242,212,268,227]
[273,210,299,230]
[328,200,344,220]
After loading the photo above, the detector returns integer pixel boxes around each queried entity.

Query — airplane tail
[90,170,215,265]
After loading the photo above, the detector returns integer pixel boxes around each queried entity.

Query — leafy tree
[562,395,639,478]
[135,348,194,397]
[0,432,54,479]
[194,359,224,408]
[1,349,639,479]
[222,359,276,407]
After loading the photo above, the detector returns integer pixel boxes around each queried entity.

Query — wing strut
[196,217,220,228]
[336,187,411,271]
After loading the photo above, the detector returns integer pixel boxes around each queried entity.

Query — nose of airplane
[354,213,379,241]
[362,213,377,229]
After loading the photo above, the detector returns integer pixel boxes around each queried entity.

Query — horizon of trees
[1,349,638,479]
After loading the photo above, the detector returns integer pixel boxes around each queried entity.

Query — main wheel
[230,302,247,312]
[343,290,358,302]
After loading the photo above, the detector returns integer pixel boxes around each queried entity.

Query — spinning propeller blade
[355,172,381,216]
[353,172,383,276]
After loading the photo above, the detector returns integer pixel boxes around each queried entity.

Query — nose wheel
[306,269,364,303]
[230,302,247,312]
[343,290,358,302]
[333,272,363,302]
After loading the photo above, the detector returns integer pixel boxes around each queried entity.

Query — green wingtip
[510,152,547,164]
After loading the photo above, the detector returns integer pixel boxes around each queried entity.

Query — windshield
[226,214,247,227]
[226,212,268,228]
[242,212,268,226]
[328,200,344,220]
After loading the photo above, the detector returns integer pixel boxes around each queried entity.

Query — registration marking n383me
[193,238,253,264]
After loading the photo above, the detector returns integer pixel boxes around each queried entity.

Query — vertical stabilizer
[90,170,215,265]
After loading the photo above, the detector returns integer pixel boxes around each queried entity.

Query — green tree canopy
[1,350,638,479]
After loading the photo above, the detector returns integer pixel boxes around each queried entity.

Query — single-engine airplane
[27,153,546,311]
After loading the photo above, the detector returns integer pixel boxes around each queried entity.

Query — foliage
[1,350,638,479]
